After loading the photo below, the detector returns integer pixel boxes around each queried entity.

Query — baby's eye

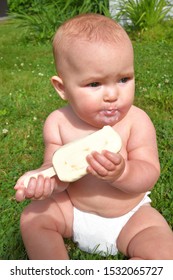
[119,77,129,84]
[88,82,100,87]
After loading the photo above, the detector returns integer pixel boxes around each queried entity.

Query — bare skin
[14,14,173,260]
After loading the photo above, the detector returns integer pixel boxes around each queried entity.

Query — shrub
[8,0,42,14]
[8,0,110,43]
[115,0,172,31]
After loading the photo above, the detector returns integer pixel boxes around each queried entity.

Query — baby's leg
[20,191,73,259]
[117,205,173,259]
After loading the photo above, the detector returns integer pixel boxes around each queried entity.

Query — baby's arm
[87,110,160,194]
[14,111,69,201]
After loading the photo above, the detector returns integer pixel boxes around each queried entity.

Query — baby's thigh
[117,205,173,258]
[21,191,73,238]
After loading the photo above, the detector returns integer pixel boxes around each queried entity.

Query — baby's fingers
[41,177,55,198]
[103,150,125,178]
[102,150,123,165]
[25,177,38,198]
[15,188,26,202]
[87,152,110,177]
[26,176,55,200]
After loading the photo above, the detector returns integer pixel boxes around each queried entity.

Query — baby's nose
[103,87,118,102]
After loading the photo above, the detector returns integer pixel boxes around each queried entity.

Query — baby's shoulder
[130,105,147,115]
[128,106,155,136]
[45,106,70,124]
[129,105,151,122]
[43,107,71,144]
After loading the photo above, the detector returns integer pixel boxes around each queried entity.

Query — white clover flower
[165,79,169,84]
[2,128,8,134]
[158,83,161,88]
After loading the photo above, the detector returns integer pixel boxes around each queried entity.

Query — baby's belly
[67,175,145,218]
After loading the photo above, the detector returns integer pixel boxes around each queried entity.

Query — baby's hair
[53,13,130,72]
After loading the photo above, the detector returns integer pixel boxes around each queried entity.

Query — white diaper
[73,192,151,256]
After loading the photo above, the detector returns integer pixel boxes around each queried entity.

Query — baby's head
[53,13,133,75]
[51,14,135,128]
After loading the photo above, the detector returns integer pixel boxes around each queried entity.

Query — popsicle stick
[24,166,56,188]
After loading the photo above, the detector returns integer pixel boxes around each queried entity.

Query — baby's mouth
[103,109,118,117]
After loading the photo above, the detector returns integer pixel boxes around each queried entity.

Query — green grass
[0,19,173,260]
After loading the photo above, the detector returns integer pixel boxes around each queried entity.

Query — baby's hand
[86,150,125,183]
[14,169,62,202]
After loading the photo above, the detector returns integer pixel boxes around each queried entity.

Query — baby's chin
[84,118,120,129]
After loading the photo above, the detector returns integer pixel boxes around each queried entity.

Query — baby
[14,13,173,259]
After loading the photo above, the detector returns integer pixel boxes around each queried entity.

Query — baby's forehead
[54,29,131,57]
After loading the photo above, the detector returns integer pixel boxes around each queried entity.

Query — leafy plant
[8,0,42,14]
[115,0,172,31]
[8,0,110,43]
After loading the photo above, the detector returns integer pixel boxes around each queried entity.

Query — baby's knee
[154,227,173,260]
[20,202,44,236]
[20,205,34,233]
[160,235,173,260]
[20,199,64,238]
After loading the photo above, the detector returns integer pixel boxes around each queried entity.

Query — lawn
[0,19,173,260]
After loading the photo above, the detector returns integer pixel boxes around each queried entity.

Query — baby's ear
[51,76,67,100]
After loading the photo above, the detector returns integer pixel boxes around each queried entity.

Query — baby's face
[59,39,135,128]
